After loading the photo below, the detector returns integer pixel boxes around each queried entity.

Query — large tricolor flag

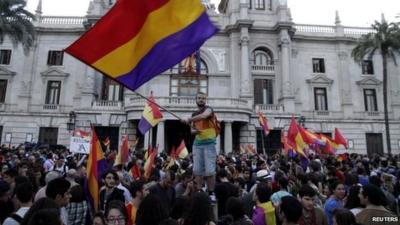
[257,112,270,136]
[144,145,158,179]
[65,0,218,91]
[85,128,107,212]
[138,93,163,134]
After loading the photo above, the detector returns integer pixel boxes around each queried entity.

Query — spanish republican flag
[86,128,107,212]
[334,128,349,149]
[257,112,270,136]
[287,117,307,157]
[138,92,163,134]
[114,135,129,166]
[144,145,158,179]
[65,0,218,91]
[176,140,189,159]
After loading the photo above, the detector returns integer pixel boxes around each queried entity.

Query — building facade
[0,0,399,155]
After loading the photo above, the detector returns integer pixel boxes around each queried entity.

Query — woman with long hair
[182,192,215,225]
[344,185,363,216]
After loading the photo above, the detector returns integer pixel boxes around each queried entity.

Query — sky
[26,0,399,27]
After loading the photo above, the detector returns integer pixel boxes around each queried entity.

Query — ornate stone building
[0,0,399,155]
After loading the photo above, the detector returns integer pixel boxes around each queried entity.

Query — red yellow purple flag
[287,117,307,157]
[65,0,218,91]
[175,140,189,159]
[138,92,163,134]
[334,128,349,149]
[85,128,107,212]
[114,135,129,166]
[257,112,270,136]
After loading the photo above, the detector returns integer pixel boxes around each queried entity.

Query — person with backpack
[181,92,220,202]
[3,182,34,225]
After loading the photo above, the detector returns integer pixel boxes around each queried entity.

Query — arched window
[252,48,273,66]
[170,58,208,96]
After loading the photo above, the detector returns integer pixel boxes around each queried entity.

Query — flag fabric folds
[175,140,189,159]
[138,93,163,134]
[114,135,129,166]
[287,118,306,157]
[85,128,107,212]
[258,112,270,136]
[65,0,218,91]
[334,128,349,149]
[74,129,90,140]
[144,146,158,179]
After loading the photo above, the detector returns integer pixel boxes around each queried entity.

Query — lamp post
[67,111,76,133]
[298,116,306,127]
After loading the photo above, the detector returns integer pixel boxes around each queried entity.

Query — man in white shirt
[3,182,34,225]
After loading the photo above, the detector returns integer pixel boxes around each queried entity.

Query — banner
[70,136,91,154]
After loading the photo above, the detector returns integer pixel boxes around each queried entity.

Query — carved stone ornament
[208,48,226,72]
[355,77,382,86]
[306,74,334,86]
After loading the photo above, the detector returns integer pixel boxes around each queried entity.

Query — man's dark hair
[328,179,341,194]
[368,175,382,187]
[0,180,10,197]
[45,177,71,199]
[278,177,289,189]
[101,170,119,181]
[130,180,145,198]
[280,196,303,223]
[256,182,272,203]
[361,184,387,206]
[298,185,317,198]
[15,182,34,203]
[4,168,17,178]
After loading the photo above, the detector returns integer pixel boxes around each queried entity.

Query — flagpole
[260,130,266,156]
[134,91,181,119]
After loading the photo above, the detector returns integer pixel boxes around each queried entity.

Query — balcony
[43,104,59,111]
[256,104,284,113]
[127,96,251,113]
[301,111,344,119]
[251,65,275,73]
[92,100,123,111]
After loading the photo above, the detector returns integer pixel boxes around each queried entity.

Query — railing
[43,104,59,110]
[39,16,85,25]
[256,104,284,113]
[294,24,335,33]
[129,96,250,109]
[344,27,375,37]
[294,24,374,38]
[301,111,344,119]
[92,100,123,110]
[251,65,275,72]
[316,111,330,116]
[367,111,380,117]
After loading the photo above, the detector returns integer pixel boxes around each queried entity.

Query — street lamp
[298,116,306,127]
[67,111,76,133]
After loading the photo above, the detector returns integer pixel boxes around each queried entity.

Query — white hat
[256,169,272,181]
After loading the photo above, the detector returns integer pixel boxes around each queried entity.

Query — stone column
[240,32,251,98]
[144,131,150,149]
[224,121,233,154]
[279,29,295,112]
[156,120,165,152]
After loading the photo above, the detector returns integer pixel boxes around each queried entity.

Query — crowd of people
[0,142,399,225]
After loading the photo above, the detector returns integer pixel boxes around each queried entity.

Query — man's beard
[196,102,205,107]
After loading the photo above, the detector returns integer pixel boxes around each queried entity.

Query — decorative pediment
[0,66,16,76]
[356,77,382,86]
[40,68,69,79]
[306,74,333,86]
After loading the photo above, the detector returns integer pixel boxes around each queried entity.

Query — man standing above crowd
[182,92,219,201]
[298,185,328,225]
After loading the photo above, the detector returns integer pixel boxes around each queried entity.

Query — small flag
[257,112,270,136]
[130,164,141,180]
[85,128,107,212]
[138,92,163,134]
[114,135,129,166]
[334,128,348,149]
[144,145,158,179]
[175,140,189,159]
[287,117,307,157]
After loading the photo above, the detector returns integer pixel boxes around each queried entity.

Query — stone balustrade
[294,24,374,38]
[39,16,85,25]
[92,100,123,110]
[256,104,284,113]
[251,65,275,72]
[128,96,250,110]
